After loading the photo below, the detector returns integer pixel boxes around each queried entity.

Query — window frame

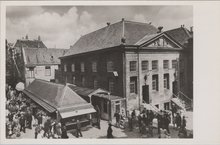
[130,61,137,72]
[80,62,85,72]
[64,64,67,72]
[45,66,51,76]
[163,60,169,69]
[92,61,97,72]
[107,60,114,72]
[152,60,158,70]
[141,60,148,71]
[152,74,159,91]
[108,78,114,93]
[163,73,170,89]
[71,63,75,72]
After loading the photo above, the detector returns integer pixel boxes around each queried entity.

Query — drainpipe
[137,46,141,111]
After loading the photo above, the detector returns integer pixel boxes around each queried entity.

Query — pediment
[139,33,182,49]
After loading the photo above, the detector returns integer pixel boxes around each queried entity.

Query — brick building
[57,19,192,111]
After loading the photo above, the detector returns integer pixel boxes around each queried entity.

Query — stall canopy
[23,79,96,118]
[67,84,108,102]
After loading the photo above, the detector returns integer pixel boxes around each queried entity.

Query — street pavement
[17,112,193,139]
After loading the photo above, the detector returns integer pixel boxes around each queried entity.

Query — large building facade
[56,19,192,111]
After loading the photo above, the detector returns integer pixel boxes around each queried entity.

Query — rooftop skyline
[6,6,193,49]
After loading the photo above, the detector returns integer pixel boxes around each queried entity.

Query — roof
[67,84,108,97]
[23,79,92,113]
[23,48,67,66]
[14,39,47,49]
[165,27,192,47]
[93,93,125,101]
[135,33,160,45]
[63,20,158,57]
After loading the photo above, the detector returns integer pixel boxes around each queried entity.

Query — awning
[59,108,96,119]
[142,103,160,113]
[23,90,56,113]
[171,98,185,110]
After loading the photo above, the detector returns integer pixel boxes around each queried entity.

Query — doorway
[142,85,149,103]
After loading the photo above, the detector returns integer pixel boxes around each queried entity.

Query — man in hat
[107,123,113,138]
[76,120,82,138]
[19,114,26,133]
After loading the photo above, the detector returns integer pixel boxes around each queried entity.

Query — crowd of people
[5,84,192,139]
[5,85,72,139]
[113,106,192,138]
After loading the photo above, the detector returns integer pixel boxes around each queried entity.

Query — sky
[6,6,193,49]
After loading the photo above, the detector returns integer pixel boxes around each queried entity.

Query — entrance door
[173,81,178,96]
[142,85,149,104]
[115,101,121,113]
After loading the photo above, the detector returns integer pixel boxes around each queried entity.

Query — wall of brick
[59,47,125,97]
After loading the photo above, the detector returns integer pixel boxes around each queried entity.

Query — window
[164,74,170,89]
[64,64,67,72]
[172,60,177,69]
[152,74,159,91]
[45,66,51,76]
[130,61,137,72]
[81,76,85,86]
[142,61,148,71]
[72,76,76,84]
[152,60,158,70]
[163,60,169,69]
[130,77,137,93]
[92,61,97,72]
[107,61,114,72]
[108,78,114,93]
[103,101,108,113]
[71,64,75,72]
[27,67,34,78]
[93,78,98,89]
[80,62,85,72]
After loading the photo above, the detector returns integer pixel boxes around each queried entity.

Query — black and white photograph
[3,4,194,140]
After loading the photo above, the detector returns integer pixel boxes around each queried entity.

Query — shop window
[152,74,159,91]
[130,61,137,72]
[27,67,34,78]
[45,66,51,76]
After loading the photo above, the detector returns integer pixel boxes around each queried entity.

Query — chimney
[157,26,163,33]
[122,18,125,22]
[25,34,28,40]
[38,35,41,41]
[181,24,185,28]
[106,22,111,26]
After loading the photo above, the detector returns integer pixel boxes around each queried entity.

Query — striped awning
[23,90,56,113]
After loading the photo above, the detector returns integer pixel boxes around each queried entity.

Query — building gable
[137,33,183,50]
